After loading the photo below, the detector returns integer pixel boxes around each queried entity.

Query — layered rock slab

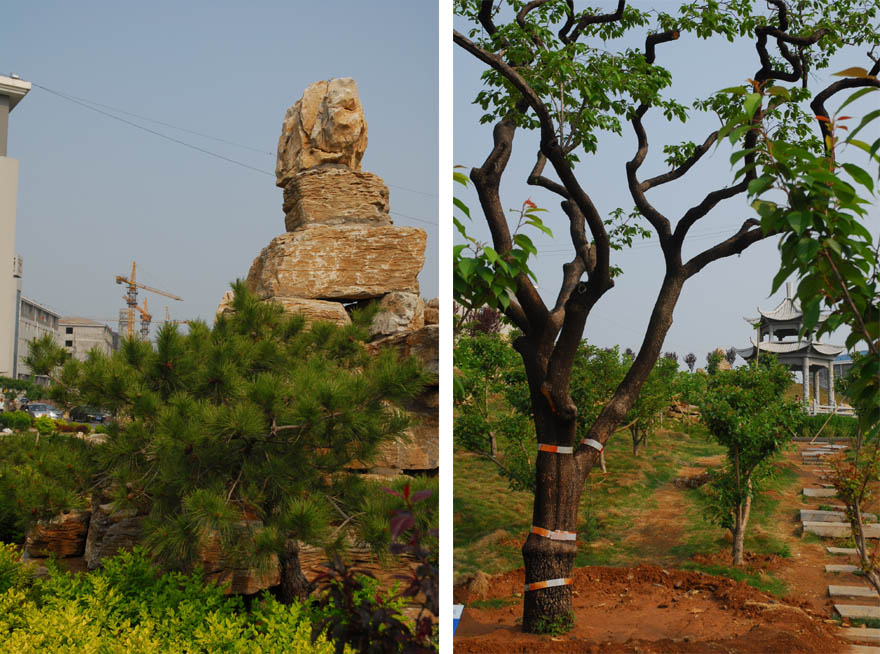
[247,224,426,301]
[282,166,390,232]
[25,509,90,558]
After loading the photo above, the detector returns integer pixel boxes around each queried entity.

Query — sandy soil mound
[454,564,846,653]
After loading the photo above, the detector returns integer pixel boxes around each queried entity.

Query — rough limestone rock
[367,325,439,377]
[424,298,439,326]
[247,225,426,301]
[282,166,390,232]
[369,292,425,339]
[24,509,90,558]
[198,521,281,595]
[276,78,368,186]
[216,290,234,316]
[267,297,351,326]
[84,497,146,570]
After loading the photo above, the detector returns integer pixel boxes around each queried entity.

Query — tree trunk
[277,539,315,604]
[732,492,752,566]
[522,405,581,633]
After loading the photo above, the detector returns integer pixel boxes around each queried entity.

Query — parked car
[69,406,110,423]
[26,403,62,420]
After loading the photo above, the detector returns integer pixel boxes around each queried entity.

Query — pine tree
[67,282,431,602]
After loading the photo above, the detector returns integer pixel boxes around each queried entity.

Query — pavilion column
[828,362,835,407]
[813,369,821,407]
[802,356,810,410]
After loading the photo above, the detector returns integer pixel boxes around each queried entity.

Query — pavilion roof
[736,340,845,360]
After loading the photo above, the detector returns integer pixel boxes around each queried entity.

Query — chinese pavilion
[736,283,846,414]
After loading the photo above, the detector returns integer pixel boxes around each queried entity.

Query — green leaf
[849,109,880,141]
[832,67,872,78]
[457,258,478,280]
[748,175,774,196]
[743,93,762,119]
[453,197,471,220]
[841,163,874,192]
[483,247,499,265]
[785,211,811,235]
[765,86,791,101]
[837,87,878,113]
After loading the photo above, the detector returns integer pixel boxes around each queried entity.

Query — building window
[65,340,73,347]
[66,327,73,334]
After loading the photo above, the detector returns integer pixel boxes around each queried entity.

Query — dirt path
[453,442,864,652]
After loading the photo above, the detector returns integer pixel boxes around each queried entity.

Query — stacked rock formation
[244,78,438,473]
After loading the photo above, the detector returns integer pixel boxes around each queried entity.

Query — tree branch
[682,220,767,279]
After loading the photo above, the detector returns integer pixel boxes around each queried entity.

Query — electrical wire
[32,82,438,200]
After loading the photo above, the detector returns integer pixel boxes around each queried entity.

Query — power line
[390,210,437,226]
[33,82,438,198]
[33,83,276,177]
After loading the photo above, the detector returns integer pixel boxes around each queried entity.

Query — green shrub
[799,414,859,440]
[32,416,56,436]
[0,548,349,653]
[0,411,31,432]
[0,433,94,543]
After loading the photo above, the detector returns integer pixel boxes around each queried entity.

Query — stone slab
[827,564,862,573]
[804,488,838,497]
[806,522,880,538]
[802,510,878,523]
[836,604,880,620]
[829,585,880,599]
[266,296,351,326]
[843,628,880,643]
[282,167,390,231]
[828,547,860,555]
[848,645,880,654]
[247,224,426,302]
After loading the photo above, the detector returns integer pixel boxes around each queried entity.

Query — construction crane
[136,298,152,341]
[115,261,182,340]
[164,306,190,326]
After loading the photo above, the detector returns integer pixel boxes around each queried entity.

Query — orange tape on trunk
[537,443,574,454]
[524,577,572,592]
[530,526,577,541]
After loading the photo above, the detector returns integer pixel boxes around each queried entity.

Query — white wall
[0,157,18,378]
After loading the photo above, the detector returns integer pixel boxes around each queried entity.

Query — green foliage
[0,548,347,653]
[358,476,438,558]
[0,411,31,432]
[22,334,68,382]
[706,350,724,375]
[454,171,551,312]
[699,358,802,541]
[531,610,575,636]
[50,282,431,578]
[799,413,859,440]
[626,355,678,454]
[31,416,56,436]
[724,83,879,436]
[0,433,95,543]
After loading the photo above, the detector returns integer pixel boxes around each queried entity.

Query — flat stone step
[836,604,880,620]
[805,522,853,538]
[802,510,878,523]
[829,585,880,599]
[804,488,838,497]
[848,645,880,654]
[828,547,861,555]
[827,564,862,573]
[843,628,880,643]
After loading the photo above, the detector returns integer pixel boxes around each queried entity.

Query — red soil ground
[453,441,870,653]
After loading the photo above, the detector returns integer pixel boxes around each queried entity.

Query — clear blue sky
[454,1,879,367]
[3,1,438,331]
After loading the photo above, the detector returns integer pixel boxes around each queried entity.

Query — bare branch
[811,75,880,147]
[561,0,626,44]
[641,131,718,191]
[478,0,498,36]
[528,152,571,199]
[682,220,766,278]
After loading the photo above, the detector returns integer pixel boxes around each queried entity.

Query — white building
[16,296,62,383]
[60,316,116,361]
[0,74,31,379]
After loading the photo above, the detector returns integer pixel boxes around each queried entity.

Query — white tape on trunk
[582,438,604,452]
